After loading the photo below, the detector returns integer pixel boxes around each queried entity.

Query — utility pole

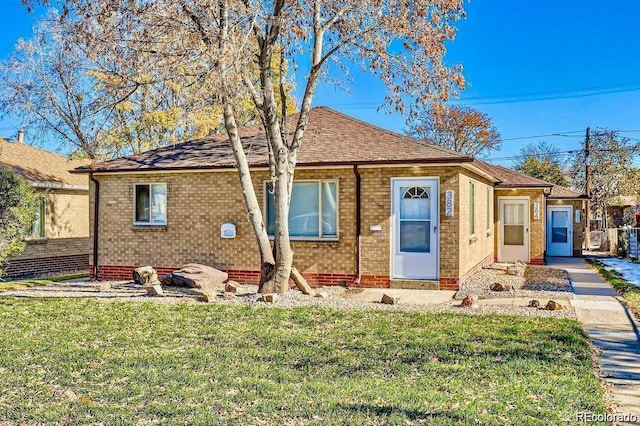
[585,127,591,250]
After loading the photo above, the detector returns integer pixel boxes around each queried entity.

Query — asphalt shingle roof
[74,107,473,173]
[480,161,586,199]
[0,137,89,188]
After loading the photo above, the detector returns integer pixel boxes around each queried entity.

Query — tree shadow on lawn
[335,404,470,423]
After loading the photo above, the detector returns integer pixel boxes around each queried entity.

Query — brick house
[0,134,90,278]
[73,107,586,290]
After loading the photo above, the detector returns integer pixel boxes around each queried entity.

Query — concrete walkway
[547,257,640,420]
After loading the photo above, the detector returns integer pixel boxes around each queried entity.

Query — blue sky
[1,0,640,166]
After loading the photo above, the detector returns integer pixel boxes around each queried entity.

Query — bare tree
[569,128,640,217]
[0,14,106,158]
[26,0,466,292]
[406,105,501,157]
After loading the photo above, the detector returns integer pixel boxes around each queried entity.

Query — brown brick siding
[2,188,90,278]
[44,189,89,239]
[92,169,356,277]
[458,171,495,280]
[92,165,498,288]
[4,254,88,278]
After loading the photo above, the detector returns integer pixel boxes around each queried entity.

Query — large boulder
[160,263,228,293]
[133,266,160,287]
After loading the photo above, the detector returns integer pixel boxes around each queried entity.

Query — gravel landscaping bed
[1,277,576,319]
[455,263,573,300]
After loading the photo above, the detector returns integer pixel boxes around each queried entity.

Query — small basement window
[266,180,338,240]
[134,183,167,225]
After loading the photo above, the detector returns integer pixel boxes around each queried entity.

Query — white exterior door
[547,206,572,256]
[498,198,530,262]
[392,178,438,280]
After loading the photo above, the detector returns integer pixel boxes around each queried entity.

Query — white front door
[498,198,530,262]
[547,206,572,256]
[392,179,439,279]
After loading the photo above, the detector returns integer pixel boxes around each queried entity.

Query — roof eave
[72,156,476,174]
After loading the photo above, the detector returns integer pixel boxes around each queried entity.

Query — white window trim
[133,183,167,226]
[487,187,493,234]
[263,179,340,241]
[469,180,476,237]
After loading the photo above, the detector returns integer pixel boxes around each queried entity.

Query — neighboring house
[480,163,587,260]
[73,107,586,290]
[0,134,91,278]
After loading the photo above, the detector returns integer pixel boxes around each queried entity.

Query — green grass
[0,273,88,292]
[587,259,640,320]
[0,299,605,425]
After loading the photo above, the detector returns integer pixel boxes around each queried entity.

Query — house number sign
[533,202,540,220]
[445,190,454,216]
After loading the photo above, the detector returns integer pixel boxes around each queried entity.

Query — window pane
[321,182,337,237]
[289,182,319,236]
[400,221,430,253]
[31,200,43,237]
[504,225,524,245]
[151,184,167,223]
[135,185,150,222]
[470,183,475,235]
[266,183,275,235]
[551,211,568,243]
[503,204,524,225]
[400,186,430,220]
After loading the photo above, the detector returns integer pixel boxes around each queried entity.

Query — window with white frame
[469,181,476,236]
[134,183,167,225]
[487,187,493,232]
[30,199,45,238]
[266,180,338,239]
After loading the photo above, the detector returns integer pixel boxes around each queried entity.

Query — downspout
[89,173,100,280]
[353,165,362,285]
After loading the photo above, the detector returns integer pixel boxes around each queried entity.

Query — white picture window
[266,180,338,239]
[134,183,167,225]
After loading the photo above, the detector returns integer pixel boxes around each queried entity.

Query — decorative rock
[133,266,160,286]
[160,263,228,293]
[528,299,540,308]
[490,282,513,292]
[506,266,525,277]
[460,294,478,308]
[224,281,239,293]
[545,300,563,311]
[381,294,400,305]
[222,292,235,300]
[290,267,313,295]
[315,291,329,299]
[262,293,278,303]
[201,292,216,303]
[515,259,526,268]
[146,285,164,296]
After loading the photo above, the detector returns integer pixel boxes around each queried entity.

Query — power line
[324,82,640,109]
[487,146,640,162]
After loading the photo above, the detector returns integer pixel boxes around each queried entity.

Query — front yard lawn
[0,273,88,292]
[0,299,605,424]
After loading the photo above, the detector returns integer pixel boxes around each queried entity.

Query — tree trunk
[222,103,275,289]
[272,164,294,292]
